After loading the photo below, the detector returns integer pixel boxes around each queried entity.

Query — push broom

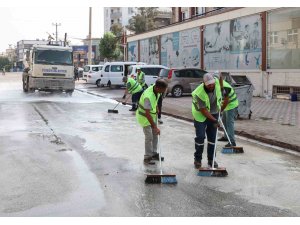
[219,119,244,154]
[107,95,131,114]
[198,110,228,177]
[145,134,177,184]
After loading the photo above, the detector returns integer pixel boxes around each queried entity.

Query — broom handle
[157,115,163,175]
[219,118,232,146]
[113,95,131,110]
[212,110,220,169]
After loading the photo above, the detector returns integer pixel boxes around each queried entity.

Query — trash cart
[230,75,254,119]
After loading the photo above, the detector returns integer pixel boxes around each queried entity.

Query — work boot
[144,158,155,165]
[218,136,228,142]
[208,160,218,168]
[151,153,164,161]
[158,118,163,124]
[194,161,202,169]
[225,142,236,147]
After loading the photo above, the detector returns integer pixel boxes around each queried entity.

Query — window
[267,8,300,69]
[105,65,110,72]
[193,69,206,78]
[84,66,90,72]
[269,31,278,44]
[159,69,170,77]
[287,29,298,42]
[111,65,123,72]
[141,68,150,75]
[91,66,100,72]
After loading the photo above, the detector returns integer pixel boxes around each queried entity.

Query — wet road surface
[0,73,299,216]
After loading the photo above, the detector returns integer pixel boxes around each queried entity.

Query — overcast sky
[0,7,104,52]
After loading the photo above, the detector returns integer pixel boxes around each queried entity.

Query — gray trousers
[222,107,238,143]
[143,125,158,159]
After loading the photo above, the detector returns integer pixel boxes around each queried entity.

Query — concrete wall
[127,7,300,98]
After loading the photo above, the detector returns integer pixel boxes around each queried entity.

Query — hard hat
[136,66,141,70]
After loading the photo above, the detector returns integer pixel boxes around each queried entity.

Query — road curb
[161,111,300,153]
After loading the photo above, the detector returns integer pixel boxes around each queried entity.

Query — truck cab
[22,44,75,95]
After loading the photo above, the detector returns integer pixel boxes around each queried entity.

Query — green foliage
[128,7,158,34]
[110,23,123,41]
[99,32,120,60]
[0,57,10,70]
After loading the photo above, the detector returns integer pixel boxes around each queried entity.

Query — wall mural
[140,37,159,64]
[127,41,138,62]
[204,14,262,70]
[161,27,201,68]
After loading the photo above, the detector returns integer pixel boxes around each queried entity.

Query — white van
[83,65,103,86]
[128,65,169,87]
[100,62,146,86]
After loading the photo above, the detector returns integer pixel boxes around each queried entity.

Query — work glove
[122,94,126,99]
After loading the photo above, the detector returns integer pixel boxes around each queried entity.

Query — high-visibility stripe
[195,142,204,146]
[207,141,215,145]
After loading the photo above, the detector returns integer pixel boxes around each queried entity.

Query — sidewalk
[76,81,300,152]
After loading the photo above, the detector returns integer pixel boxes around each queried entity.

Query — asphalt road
[0,73,299,216]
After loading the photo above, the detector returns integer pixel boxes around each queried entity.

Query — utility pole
[88,7,92,65]
[52,22,61,43]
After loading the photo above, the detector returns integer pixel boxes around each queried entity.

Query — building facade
[104,7,137,33]
[127,7,300,99]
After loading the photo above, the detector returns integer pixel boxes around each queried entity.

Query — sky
[0,1,298,53]
[0,7,104,52]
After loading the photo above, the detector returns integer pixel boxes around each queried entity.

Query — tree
[0,57,10,70]
[128,7,158,34]
[99,32,120,61]
[110,23,123,41]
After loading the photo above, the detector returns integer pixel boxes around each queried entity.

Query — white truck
[22,44,75,95]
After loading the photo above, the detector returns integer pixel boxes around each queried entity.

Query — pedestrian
[217,77,239,147]
[74,66,79,81]
[2,67,5,75]
[136,67,147,90]
[122,75,144,111]
[191,73,229,169]
[136,79,168,165]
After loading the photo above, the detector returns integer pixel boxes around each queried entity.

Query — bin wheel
[248,110,252,120]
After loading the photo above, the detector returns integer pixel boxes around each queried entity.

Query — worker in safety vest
[122,75,144,111]
[191,73,229,169]
[136,79,168,165]
[217,78,239,147]
[136,67,147,90]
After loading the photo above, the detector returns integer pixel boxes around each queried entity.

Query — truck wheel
[66,90,73,96]
[107,80,111,88]
[23,77,28,92]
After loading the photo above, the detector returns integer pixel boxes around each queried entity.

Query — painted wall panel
[161,27,201,68]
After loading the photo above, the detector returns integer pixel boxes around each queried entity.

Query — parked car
[100,62,146,87]
[159,68,207,97]
[128,64,168,87]
[83,65,103,86]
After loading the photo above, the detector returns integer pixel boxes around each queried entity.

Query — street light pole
[88,7,92,65]
[52,22,61,44]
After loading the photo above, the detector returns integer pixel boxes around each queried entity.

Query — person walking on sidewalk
[122,75,144,111]
[136,79,168,165]
[217,79,239,147]
[192,73,229,169]
[136,67,147,90]
[2,67,5,75]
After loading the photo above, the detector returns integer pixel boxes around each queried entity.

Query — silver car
[159,68,207,97]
